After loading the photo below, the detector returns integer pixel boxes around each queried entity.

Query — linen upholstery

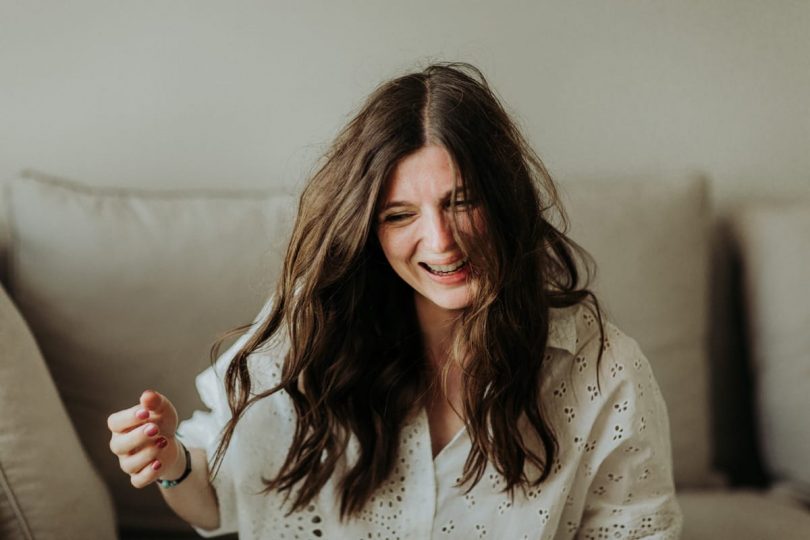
[679,489,810,539]
[730,200,810,503]
[0,281,116,539]
[4,171,295,533]
[559,175,720,488]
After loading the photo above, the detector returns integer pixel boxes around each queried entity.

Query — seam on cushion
[0,461,34,540]
[19,168,289,200]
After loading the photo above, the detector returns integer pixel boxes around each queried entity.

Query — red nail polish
[156,438,168,448]
[136,409,149,420]
[152,461,162,471]
[145,425,158,437]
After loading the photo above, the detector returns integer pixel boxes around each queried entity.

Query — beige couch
[1,170,808,539]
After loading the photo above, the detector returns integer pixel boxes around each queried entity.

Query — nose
[422,209,457,253]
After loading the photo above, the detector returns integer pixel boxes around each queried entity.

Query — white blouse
[177,301,683,539]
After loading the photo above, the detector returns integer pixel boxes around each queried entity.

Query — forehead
[382,145,461,201]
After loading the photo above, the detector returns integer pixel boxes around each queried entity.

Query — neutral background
[1,1,808,211]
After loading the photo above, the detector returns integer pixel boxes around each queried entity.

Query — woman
[107,62,683,538]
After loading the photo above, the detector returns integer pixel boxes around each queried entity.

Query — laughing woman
[108,62,683,539]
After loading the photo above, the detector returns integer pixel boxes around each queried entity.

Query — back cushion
[5,171,295,533]
[559,175,720,488]
[731,200,810,502]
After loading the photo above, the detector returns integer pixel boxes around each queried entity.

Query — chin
[420,290,472,312]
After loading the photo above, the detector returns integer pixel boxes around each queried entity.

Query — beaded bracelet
[157,441,191,489]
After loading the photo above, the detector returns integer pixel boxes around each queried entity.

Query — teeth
[425,258,467,273]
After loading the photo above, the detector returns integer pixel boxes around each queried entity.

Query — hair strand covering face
[206,61,606,522]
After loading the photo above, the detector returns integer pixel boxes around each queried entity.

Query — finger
[130,457,165,489]
[140,389,167,414]
[109,422,162,456]
[107,404,151,434]
[139,390,178,437]
[119,437,167,475]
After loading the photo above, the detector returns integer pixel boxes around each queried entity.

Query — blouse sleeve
[174,296,275,538]
[575,330,683,540]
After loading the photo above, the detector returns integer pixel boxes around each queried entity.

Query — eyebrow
[379,186,467,212]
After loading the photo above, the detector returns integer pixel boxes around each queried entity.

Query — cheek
[377,229,410,264]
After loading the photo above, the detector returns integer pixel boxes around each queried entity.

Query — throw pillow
[0,281,117,538]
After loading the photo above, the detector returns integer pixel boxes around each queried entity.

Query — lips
[421,257,468,273]
[418,261,470,285]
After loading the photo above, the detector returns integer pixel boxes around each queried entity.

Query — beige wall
[1,1,808,213]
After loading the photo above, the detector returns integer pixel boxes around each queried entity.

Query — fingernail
[135,409,149,420]
[156,437,168,448]
[152,460,162,471]
[144,425,158,437]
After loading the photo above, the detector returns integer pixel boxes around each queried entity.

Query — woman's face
[376,145,483,315]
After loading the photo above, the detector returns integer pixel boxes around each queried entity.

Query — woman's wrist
[157,439,190,487]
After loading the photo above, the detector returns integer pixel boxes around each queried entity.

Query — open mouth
[419,258,468,276]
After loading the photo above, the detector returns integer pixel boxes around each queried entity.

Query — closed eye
[383,213,413,223]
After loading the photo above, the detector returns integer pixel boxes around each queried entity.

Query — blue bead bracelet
[157,442,191,489]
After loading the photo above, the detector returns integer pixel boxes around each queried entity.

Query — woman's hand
[107,390,182,488]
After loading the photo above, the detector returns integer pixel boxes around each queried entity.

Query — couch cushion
[0,281,117,538]
[730,199,810,503]
[678,489,810,539]
[5,171,295,533]
[559,175,720,488]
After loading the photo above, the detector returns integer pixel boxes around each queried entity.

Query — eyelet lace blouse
[177,301,683,539]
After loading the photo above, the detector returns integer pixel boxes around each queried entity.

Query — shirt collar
[546,305,579,355]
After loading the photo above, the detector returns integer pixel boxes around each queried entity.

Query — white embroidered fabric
[177,302,683,539]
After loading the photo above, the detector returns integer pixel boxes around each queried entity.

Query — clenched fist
[107,390,184,489]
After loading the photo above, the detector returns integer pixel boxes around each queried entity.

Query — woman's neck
[413,292,466,416]
[414,292,461,370]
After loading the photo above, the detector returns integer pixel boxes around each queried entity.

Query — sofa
[1,169,808,539]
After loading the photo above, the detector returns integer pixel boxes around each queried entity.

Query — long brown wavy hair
[207,61,605,521]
